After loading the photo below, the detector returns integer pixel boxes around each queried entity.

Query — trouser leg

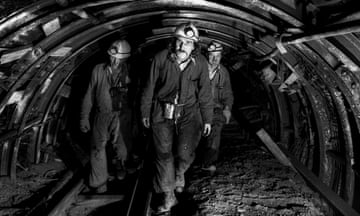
[152,121,175,193]
[112,131,127,180]
[202,123,222,166]
[175,113,202,187]
[89,114,110,188]
[119,108,132,157]
[110,114,128,163]
[202,110,225,166]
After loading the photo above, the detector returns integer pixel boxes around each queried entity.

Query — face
[175,37,195,62]
[110,56,126,69]
[208,51,222,67]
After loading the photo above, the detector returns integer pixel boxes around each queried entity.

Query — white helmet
[107,40,131,59]
[174,22,199,42]
[207,41,223,52]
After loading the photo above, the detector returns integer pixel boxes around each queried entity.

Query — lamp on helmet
[107,40,131,59]
[174,23,199,42]
[207,41,223,52]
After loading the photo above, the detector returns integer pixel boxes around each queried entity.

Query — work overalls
[202,65,233,166]
[81,63,131,188]
[141,50,213,193]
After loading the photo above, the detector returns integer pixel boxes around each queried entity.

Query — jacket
[81,63,131,120]
[210,64,233,110]
[141,49,213,124]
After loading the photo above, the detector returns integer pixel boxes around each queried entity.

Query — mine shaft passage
[1,0,360,216]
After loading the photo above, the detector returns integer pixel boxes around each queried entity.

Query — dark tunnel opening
[1,0,360,215]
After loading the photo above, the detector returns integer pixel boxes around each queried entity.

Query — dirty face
[110,56,126,69]
[208,51,222,68]
[175,37,195,62]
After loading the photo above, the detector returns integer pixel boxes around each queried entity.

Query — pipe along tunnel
[0,0,360,215]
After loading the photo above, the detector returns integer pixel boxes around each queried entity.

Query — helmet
[107,40,131,59]
[174,23,199,42]
[207,41,223,52]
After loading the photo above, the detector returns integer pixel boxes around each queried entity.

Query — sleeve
[222,67,234,110]
[198,58,214,124]
[140,56,160,119]
[80,65,97,120]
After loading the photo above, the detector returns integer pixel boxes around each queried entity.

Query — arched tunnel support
[0,0,360,215]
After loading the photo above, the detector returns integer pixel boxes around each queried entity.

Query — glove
[223,109,231,124]
[203,123,211,136]
[80,118,90,133]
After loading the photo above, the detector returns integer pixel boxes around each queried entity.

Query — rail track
[22,154,154,216]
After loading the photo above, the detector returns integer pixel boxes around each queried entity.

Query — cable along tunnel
[0,0,360,215]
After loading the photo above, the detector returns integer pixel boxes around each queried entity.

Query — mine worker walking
[140,23,213,213]
[80,39,133,193]
[199,41,234,172]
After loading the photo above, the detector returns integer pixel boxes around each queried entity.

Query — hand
[80,119,90,133]
[142,117,150,128]
[223,109,231,124]
[114,145,128,168]
[203,123,211,136]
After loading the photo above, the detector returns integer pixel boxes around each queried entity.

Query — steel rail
[125,137,152,216]
[281,21,360,45]
[25,167,82,216]
[48,178,85,216]
[287,43,359,207]
[26,150,148,216]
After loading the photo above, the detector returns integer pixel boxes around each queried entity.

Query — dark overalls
[81,63,132,188]
[141,50,213,193]
[202,65,233,166]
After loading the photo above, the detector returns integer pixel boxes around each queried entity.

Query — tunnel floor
[0,160,67,216]
[0,119,329,216]
[168,119,328,216]
[0,119,328,216]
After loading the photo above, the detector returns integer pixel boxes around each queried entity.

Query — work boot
[156,191,177,214]
[175,174,185,193]
[95,184,107,194]
[116,169,126,180]
[114,160,127,180]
